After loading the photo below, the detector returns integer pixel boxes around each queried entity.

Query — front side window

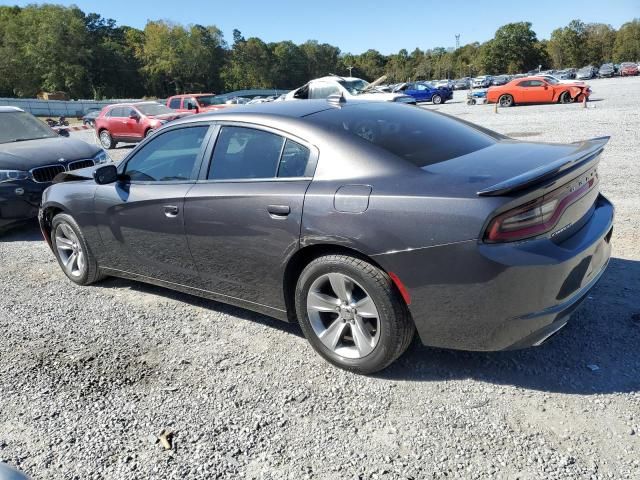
[124,126,209,182]
[208,127,285,180]
[528,80,545,87]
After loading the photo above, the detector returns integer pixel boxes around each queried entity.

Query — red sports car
[487,76,591,107]
[95,102,193,149]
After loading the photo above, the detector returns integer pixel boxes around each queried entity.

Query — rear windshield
[307,103,497,167]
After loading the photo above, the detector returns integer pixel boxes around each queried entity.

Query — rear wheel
[295,255,414,374]
[51,213,104,286]
[99,129,116,149]
[498,94,514,107]
[432,94,443,105]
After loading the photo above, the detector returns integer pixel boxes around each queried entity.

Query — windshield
[544,77,559,85]
[135,103,174,116]
[0,111,57,144]
[196,95,226,106]
[337,79,370,95]
[621,63,635,67]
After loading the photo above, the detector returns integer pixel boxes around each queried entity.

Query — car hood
[352,92,411,102]
[149,112,195,121]
[0,137,101,171]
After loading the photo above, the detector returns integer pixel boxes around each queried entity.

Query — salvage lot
[0,77,639,479]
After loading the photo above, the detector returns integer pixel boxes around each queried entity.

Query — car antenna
[327,92,346,107]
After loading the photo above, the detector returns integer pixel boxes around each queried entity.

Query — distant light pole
[347,66,354,77]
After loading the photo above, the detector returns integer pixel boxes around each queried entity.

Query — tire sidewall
[51,214,91,285]
[295,257,398,373]
[432,94,442,104]
[499,94,513,107]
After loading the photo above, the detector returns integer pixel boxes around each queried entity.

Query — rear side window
[124,126,209,182]
[307,103,496,167]
[168,98,181,109]
[309,82,341,99]
[208,127,311,180]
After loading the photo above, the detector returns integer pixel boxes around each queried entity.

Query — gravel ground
[1,77,639,480]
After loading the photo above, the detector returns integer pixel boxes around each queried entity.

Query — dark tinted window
[209,127,285,180]
[278,140,310,178]
[124,126,208,182]
[168,98,181,109]
[307,103,495,167]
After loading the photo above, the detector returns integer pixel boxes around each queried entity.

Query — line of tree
[0,4,639,99]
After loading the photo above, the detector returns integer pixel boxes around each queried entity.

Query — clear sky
[2,0,639,54]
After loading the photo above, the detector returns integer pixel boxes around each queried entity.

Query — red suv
[166,93,228,114]
[95,102,192,149]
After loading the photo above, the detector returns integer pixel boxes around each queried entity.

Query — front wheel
[559,91,572,104]
[498,94,514,107]
[295,255,415,374]
[432,94,442,105]
[51,213,105,286]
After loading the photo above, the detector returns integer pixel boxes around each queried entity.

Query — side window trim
[197,121,319,183]
[117,123,215,185]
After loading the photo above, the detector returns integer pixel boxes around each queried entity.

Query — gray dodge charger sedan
[39,99,614,373]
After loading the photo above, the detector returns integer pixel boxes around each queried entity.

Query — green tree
[481,22,543,74]
[613,19,640,62]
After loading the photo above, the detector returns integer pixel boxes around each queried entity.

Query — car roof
[0,106,24,113]
[106,101,162,109]
[170,93,216,98]
[171,99,337,125]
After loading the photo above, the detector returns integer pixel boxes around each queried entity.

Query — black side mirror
[93,164,118,185]
[129,112,139,120]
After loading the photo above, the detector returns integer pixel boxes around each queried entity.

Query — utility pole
[347,66,354,77]
[455,34,460,50]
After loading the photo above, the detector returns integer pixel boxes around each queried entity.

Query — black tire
[432,94,442,105]
[99,129,116,149]
[559,91,572,104]
[295,254,415,374]
[144,128,154,138]
[498,94,514,107]
[51,213,105,286]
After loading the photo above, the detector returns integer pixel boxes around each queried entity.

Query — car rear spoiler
[477,136,610,196]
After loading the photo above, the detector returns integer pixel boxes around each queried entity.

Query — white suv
[285,76,415,104]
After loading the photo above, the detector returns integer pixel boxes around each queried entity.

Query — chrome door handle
[164,205,179,217]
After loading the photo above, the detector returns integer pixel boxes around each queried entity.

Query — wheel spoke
[355,296,378,318]
[328,273,352,303]
[77,251,85,273]
[55,236,74,250]
[318,318,347,350]
[65,251,77,271]
[352,318,375,357]
[308,291,340,312]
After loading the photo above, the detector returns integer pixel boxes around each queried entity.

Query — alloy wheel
[99,131,112,148]
[55,223,86,278]
[306,273,380,359]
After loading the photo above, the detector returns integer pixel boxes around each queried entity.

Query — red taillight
[485,177,595,243]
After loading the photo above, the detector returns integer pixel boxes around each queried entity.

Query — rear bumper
[373,194,614,351]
